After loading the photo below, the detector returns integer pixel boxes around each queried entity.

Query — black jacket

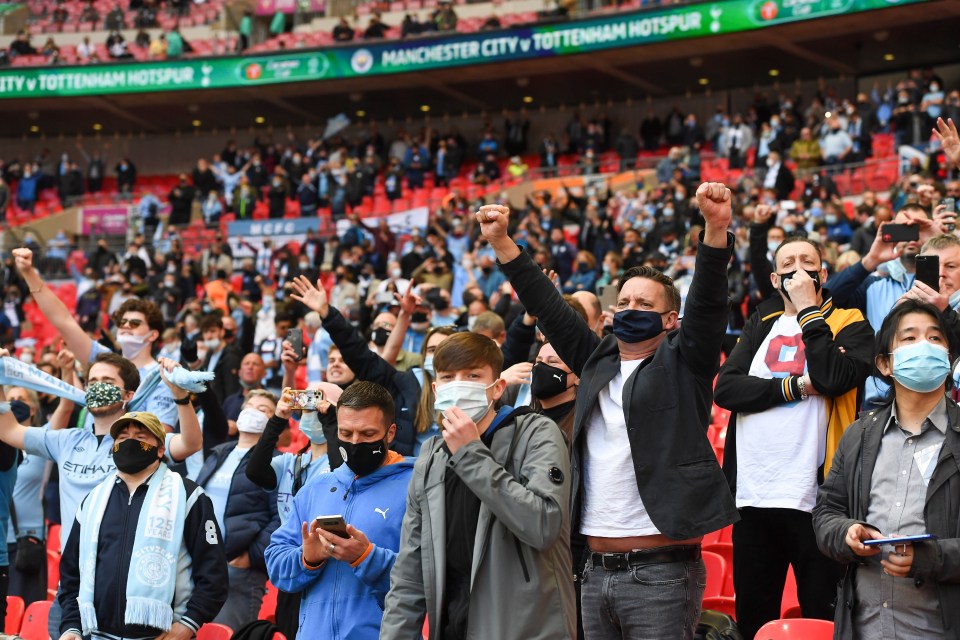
[320,306,418,456]
[195,442,280,571]
[714,293,874,494]
[813,399,960,639]
[202,344,242,405]
[59,472,228,637]
[500,234,739,539]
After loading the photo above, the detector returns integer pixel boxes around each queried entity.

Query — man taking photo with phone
[264,382,413,640]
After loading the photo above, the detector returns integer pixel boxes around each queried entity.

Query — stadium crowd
[0,69,956,640]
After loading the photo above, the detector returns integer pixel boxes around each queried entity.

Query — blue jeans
[581,554,706,640]
[213,566,267,631]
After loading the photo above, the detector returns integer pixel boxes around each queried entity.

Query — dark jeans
[733,507,843,640]
[275,589,300,640]
[581,552,706,639]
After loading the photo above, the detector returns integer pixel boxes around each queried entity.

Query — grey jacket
[380,411,576,640]
[813,399,960,639]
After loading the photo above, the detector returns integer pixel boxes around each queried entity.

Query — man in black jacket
[478,182,738,638]
[196,315,242,405]
[714,235,874,639]
[59,412,227,640]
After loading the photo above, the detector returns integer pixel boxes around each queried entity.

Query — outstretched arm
[14,249,93,363]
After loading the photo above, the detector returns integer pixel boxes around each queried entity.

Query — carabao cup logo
[244,63,263,81]
[351,49,374,74]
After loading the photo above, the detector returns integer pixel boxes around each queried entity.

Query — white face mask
[117,333,150,360]
[237,408,268,434]
[434,380,496,424]
[203,338,221,351]
[390,268,403,279]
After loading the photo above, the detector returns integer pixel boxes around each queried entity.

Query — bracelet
[797,376,808,401]
[28,283,42,294]
[302,553,324,570]
[173,395,192,405]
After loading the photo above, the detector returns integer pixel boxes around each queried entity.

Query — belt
[589,544,701,571]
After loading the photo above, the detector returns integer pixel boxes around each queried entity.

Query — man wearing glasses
[13,248,178,432]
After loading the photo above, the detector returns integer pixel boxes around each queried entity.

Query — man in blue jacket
[265,381,413,640]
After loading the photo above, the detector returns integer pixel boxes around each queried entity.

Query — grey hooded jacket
[380,410,576,640]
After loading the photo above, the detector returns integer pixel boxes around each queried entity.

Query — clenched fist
[696,182,733,230]
[12,248,34,275]
[476,204,510,241]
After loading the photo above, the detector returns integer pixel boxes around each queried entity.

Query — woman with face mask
[194,390,281,631]
[814,300,960,637]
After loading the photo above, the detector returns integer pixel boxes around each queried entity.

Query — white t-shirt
[205,446,250,538]
[580,359,660,537]
[736,314,827,512]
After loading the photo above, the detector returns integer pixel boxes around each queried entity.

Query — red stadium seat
[6,596,25,634]
[47,524,61,553]
[702,551,725,599]
[197,623,233,640]
[259,581,278,622]
[19,601,52,640]
[781,565,799,616]
[703,542,734,596]
[781,605,803,619]
[754,618,833,640]
[47,550,60,599]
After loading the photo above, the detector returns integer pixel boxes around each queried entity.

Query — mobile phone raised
[915,254,940,290]
[314,515,350,539]
[880,224,919,243]
[291,389,324,411]
[599,284,618,312]
[863,533,936,547]
[286,328,303,361]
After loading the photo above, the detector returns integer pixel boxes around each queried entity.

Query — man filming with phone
[265,382,413,640]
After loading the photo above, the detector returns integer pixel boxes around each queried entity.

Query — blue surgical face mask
[768,240,780,254]
[298,412,326,445]
[892,340,950,392]
[434,380,495,424]
[422,355,434,376]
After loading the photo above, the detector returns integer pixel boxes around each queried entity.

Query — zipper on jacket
[119,484,135,621]
[514,537,530,582]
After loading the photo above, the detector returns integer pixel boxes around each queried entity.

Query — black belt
[589,545,701,571]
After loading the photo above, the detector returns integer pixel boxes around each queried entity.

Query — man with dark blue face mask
[715,236,874,638]
[477,183,739,639]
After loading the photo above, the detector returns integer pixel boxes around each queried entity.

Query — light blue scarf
[0,357,87,404]
[77,463,190,634]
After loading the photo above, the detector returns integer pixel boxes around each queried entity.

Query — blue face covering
[892,341,951,392]
[612,309,665,344]
[299,412,326,445]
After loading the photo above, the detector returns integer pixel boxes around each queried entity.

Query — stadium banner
[81,205,131,235]
[0,0,925,99]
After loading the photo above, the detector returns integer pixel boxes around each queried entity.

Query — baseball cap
[110,412,166,445]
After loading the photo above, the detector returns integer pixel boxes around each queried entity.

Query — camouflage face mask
[85,381,123,409]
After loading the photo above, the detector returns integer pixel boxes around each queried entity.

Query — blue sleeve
[22,427,65,462]
[264,491,326,593]
[147,384,179,430]
[351,544,399,608]
[88,340,110,363]
[825,261,872,314]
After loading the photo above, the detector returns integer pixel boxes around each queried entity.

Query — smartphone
[599,284,618,312]
[915,254,940,290]
[291,389,323,411]
[863,533,937,547]
[942,198,956,232]
[880,223,920,243]
[314,515,350,539]
[286,328,303,361]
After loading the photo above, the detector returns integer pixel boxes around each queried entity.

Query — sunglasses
[118,318,144,329]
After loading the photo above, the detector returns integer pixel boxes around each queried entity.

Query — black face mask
[112,439,160,474]
[371,327,390,347]
[410,312,428,324]
[338,437,388,477]
[778,270,821,302]
[433,298,450,312]
[530,362,569,400]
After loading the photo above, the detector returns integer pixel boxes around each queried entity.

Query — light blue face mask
[423,355,434,376]
[299,412,326,445]
[892,340,951,392]
[434,380,495,424]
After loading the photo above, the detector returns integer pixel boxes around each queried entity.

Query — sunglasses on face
[118,318,144,329]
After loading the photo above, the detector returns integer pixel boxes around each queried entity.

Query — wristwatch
[797,376,808,401]
[173,395,192,405]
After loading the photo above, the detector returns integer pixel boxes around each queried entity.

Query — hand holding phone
[314,515,350,539]
[862,533,936,547]
[915,254,940,290]
[286,328,303,361]
[881,224,920,243]
[291,389,324,411]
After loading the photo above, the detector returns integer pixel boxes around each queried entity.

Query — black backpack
[231,619,282,640]
[695,610,744,640]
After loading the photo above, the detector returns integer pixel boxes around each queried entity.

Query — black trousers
[275,589,300,640]
[7,542,46,606]
[733,507,842,640]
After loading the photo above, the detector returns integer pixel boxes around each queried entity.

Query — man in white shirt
[820,116,853,167]
[714,236,874,638]
[482,183,738,639]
